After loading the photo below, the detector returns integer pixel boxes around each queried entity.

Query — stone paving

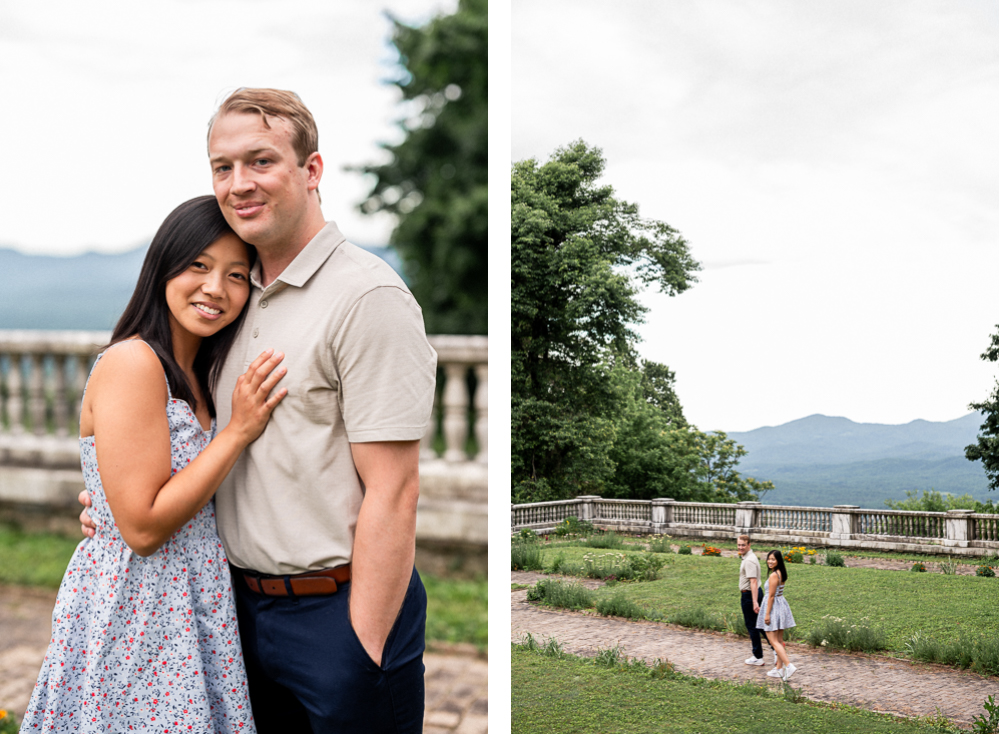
[0,584,487,733]
[512,571,998,728]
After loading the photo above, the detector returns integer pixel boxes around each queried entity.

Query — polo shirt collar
[249,221,346,292]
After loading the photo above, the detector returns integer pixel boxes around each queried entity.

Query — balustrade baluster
[7,354,23,435]
[53,355,69,437]
[29,354,45,436]
[420,420,437,461]
[441,363,469,462]
[73,355,88,434]
[0,355,6,433]
[473,364,487,463]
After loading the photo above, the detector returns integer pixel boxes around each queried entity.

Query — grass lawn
[543,533,996,565]
[535,545,998,653]
[0,524,487,649]
[0,524,82,587]
[512,647,960,734]
[423,573,488,650]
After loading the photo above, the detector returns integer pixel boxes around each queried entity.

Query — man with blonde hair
[737,534,774,669]
[84,87,437,733]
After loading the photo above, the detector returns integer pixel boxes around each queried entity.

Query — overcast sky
[0,0,454,256]
[513,0,999,433]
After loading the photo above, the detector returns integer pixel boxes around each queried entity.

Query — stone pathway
[0,584,487,733]
[512,571,997,728]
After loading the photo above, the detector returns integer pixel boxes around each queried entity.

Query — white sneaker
[767,667,784,678]
[782,663,797,681]
[745,657,764,666]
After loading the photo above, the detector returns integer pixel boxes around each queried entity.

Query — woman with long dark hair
[20,196,285,733]
[757,549,797,681]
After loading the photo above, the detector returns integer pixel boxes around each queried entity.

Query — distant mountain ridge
[0,243,404,331]
[730,413,982,465]
[729,413,992,508]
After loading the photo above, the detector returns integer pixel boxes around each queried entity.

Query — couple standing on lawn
[737,534,798,681]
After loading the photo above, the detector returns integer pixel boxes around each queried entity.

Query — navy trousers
[233,566,426,734]
[741,588,773,659]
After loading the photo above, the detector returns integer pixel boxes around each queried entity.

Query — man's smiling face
[208,111,315,251]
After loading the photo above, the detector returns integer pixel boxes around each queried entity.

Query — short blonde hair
[738,534,751,544]
[209,88,318,166]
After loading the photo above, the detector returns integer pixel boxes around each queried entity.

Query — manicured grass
[554,534,993,565]
[0,524,487,649]
[423,573,487,650]
[0,525,83,588]
[534,545,998,654]
[512,646,959,734]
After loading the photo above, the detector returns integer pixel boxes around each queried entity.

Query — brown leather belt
[241,564,351,597]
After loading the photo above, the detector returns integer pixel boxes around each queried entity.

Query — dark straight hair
[766,550,789,583]
[108,195,255,417]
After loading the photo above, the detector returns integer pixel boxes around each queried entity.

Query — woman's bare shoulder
[89,340,167,398]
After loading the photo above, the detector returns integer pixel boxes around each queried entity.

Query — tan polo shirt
[213,222,437,575]
[739,549,761,592]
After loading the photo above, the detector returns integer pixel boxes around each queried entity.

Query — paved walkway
[512,571,997,728]
[0,584,487,733]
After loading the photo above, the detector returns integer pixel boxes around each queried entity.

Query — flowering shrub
[783,546,814,564]
[700,545,722,557]
[0,709,19,734]
[647,534,673,553]
[910,562,927,573]
[806,615,888,652]
[553,516,594,537]
[976,565,996,578]
[677,545,693,555]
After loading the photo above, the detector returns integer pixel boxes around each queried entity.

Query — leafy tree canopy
[357,0,486,334]
[965,327,998,491]
[884,489,996,514]
[512,141,772,504]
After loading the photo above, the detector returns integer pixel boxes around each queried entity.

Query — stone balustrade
[511,495,999,558]
[0,330,487,546]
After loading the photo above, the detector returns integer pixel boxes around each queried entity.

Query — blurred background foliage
[357,0,487,335]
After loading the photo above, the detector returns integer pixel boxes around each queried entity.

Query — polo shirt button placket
[252,327,259,338]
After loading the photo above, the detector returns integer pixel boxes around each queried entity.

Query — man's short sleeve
[332,285,438,443]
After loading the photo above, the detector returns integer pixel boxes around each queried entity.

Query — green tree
[965,327,998,491]
[640,359,686,427]
[512,140,708,502]
[884,489,996,514]
[512,141,772,505]
[695,431,775,503]
[357,0,487,334]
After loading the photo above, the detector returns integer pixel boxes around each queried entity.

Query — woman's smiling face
[164,233,251,340]
[767,553,779,570]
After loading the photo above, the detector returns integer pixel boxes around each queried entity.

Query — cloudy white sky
[0,0,454,255]
[513,0,999,433]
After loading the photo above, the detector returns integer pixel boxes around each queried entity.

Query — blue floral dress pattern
[20,346,255,733]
